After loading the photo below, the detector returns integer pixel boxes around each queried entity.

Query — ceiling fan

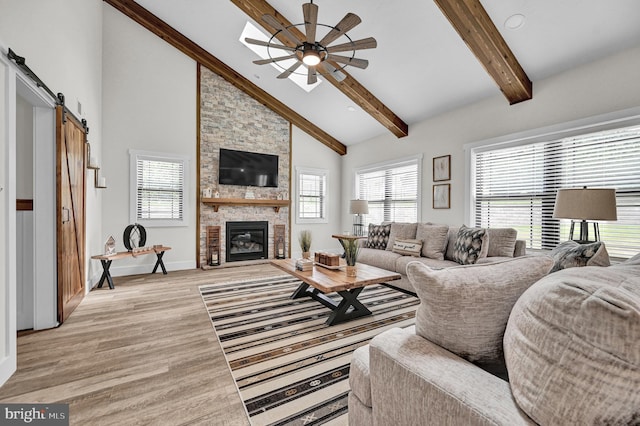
[244,1,377,85]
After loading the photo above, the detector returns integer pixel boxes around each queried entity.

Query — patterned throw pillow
[550,240,610,273]
[391,238,423,257]
[451,225,488,265]
[366,223,391,250]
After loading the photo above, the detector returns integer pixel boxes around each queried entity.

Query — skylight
[239,21,322,93]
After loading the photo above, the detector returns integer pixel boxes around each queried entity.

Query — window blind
[473,125,640,258]
[298,172,326,220]
[136,157,185,221]
[356,159,419,228]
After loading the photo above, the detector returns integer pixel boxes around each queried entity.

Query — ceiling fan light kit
[245,1,376,84]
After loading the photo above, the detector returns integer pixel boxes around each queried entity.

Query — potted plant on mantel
[342,238,360,277]
[299,230,312,259]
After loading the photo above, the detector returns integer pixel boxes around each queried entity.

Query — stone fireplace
[226,221,268,262]
[198,67,290,267]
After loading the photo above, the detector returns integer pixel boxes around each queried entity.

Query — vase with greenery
[299,230,312,259]
[342,238,360,277]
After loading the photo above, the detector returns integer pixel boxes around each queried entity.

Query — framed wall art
[433,184,451,209]
[433,155,451,182]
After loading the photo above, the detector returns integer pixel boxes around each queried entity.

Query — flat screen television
[218,148,279,188]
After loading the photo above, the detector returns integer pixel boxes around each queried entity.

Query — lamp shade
[553,188,617,221]
[349,199,369,215]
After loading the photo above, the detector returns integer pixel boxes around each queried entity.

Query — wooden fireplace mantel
[202,197,290,213]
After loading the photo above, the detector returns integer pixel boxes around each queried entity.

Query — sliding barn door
[56,106,86,324]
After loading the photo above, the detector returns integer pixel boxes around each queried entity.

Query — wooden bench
[91,246,171,289]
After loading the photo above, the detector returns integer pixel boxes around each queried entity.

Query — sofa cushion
[504,265,640,425]
[358,247,402,272]
[407,256,554,363]
[415,223,449,260]
[550,240,610,272]
[386,223,418,251]
[365,223,391,250]
[391,238,422,257]
[486,228,518,258]
[349,345,372,407]
[395,256,458,275]
[450,225,489,265]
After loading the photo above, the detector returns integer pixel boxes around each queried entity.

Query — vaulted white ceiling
[134,0,640,146]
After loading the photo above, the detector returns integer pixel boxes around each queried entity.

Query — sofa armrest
[514,240,526,257]
[369,328,535,426]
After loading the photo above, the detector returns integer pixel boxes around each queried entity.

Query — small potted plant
[342,238,360,277]
[299,230,312,259]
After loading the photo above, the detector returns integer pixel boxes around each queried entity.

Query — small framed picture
[433,155,451,182]
[433,184,451,209]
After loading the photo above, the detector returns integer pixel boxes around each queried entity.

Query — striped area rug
[199,275,419,426]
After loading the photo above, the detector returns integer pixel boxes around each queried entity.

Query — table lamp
[552,187,617,243]
[349,199,369,236]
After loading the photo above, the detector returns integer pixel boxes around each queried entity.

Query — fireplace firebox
[226,221,268,262]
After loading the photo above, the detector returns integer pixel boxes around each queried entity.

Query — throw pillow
[391,238,423,257]
[407,256,554,363]
[621,251,640,265]
[385,222,418,251]
[451,225,489,265]
[486,228,518,258]
[504,265,640,425]
[365,223,391,250]
[550,240,610,273]
[415,223,449,260]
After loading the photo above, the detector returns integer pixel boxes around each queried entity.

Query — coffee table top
[270,258,401,293]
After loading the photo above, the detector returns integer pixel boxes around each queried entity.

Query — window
[471,124,640,259]
[296,167,328,224]
[355,155,422,228]
[129,150,189,227]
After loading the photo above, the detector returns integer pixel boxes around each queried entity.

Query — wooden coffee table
[270,258,401,326]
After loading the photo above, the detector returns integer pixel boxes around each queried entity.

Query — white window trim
[296,166,329,224]
[464,107,640,226]
[129,149,190,227]
[353,153,423,219]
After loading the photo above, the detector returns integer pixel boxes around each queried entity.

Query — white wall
[291,125,343,258]
[0,0,104,289]
[101,5,197,275]
[16,95,33,199]
[342,45,640,230]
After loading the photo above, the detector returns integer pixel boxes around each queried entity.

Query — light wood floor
[0,264,284,425]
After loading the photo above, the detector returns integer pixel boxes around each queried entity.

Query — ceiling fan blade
[326,37,377,53]
[262,14,302,46]
[319,13,361,47]
[244,38,297,52]
[307,66,317,85]
[253,54,297,65]
[326,54,369,69]
[318,62,346,82]
[277,60,303,79]
[302,2,318,44]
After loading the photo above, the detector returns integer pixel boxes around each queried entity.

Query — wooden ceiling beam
[103,0,347,155]
[433,0,532,104]
[231,0,409,139]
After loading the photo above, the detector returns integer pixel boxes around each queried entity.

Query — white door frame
[0,46,57,387]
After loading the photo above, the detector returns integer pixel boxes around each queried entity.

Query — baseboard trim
[109,260,196,278]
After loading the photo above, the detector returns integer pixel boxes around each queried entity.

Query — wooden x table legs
[96,250,168,290]
[97,260,114,290]
[152,251,167,274]
[291,282,372,326]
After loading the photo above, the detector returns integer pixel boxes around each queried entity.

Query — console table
[91,246,171,289]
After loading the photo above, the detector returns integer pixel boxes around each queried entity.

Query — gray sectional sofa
[357,222,526,293]
[349,252,640,425]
